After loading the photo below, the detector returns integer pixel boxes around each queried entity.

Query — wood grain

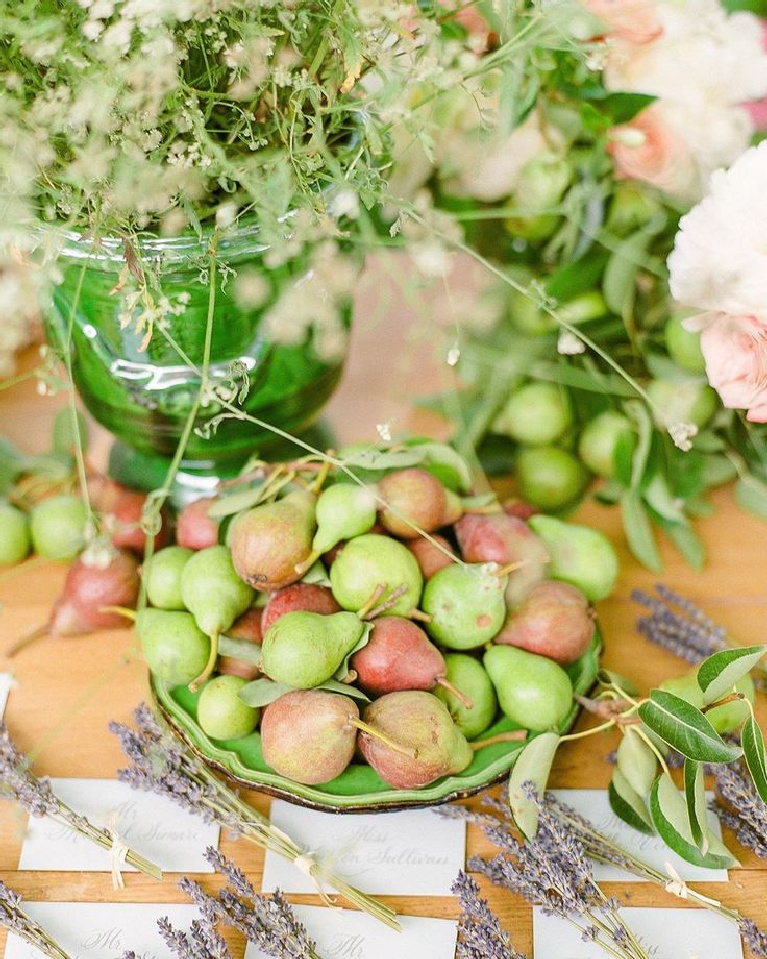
[1,277,767,957]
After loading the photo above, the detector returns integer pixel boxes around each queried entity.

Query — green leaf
[301,560,331,587]
[644,474,685,524]
[238,678,296,708]
[662,522,705,573]
[208,487,268,519]
[696,646,767,705]
[735,474,767,522]
[684,759,708,853]
[597,669,639,697]
[638,690,742,763]
[333,621,374,682]
[625,400,654,491]
[317,678,370,701]
[609,768,654,834]
[218,636,262,665]
[601,92,657,124]
[404,440,473,491]
[508,732,560,840]
[616,728,657,798]
[650,773,739,869]
[622,493,663,573]
[742,716,767,804]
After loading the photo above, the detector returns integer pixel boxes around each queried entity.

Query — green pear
[143,546,193,610]
[435,654,498,739]
[660,670,755,734]
[260,610,365,688]
[578,411,635,480]
[422,563,507,650]
[229,490,316,591]
[330,533,423,617]
[30,495,88,560]
[137,608,210,686]
[0,501,31,565]
[357,691,473,789]
[312,483,377,555]
[528,514,618,603]
[197,675,259,740]
[484,645,573,731]
[180,546,254,637]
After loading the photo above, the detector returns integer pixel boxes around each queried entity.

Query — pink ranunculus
[698,314,767,422]
[608,106,696,195]
[583,0,662,44]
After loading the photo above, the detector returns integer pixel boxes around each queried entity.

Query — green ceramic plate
[152,630,602,813]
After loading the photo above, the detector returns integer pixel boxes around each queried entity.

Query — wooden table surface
[2,271,767,957]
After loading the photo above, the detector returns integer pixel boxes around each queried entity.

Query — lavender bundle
[121,910,231,959]
[1,880,70,959]
[452,871,526,959]
[443,790,651,959]
[179,848,319,958]
[109,704,398,930]
[0,723,161,884]
[632,585,729,664]
[713,761,767,860]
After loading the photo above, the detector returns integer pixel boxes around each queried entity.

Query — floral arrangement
[404,0,767,570]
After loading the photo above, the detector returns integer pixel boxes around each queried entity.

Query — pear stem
[6,623,49,657]
[495,561,526,578]
[99,605,137,622]
[362,584,408,620]
[310,455,333,493]
[350,718,418,759]
[294,549,321,577]
[470,730,527,750]
[408,608,433,623]
[356,583,387,620]
[189,628,220,693]
[434,677,474,711]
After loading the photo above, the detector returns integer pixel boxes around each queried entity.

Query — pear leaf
[683,759,708,853]
[317,679,370,701]
[597,669,640,697]
[508,732,560,840]
[237,678,296,708]
[616,728,657,798]
[696,645,767,705]
[333,621,374,682]
[207,486,269,519]
[650,772,738,869]
[301,560,332,587]
[608,768,654,835]
[218,635,262,665]
[638,690,742,763]
[742,716,767,804]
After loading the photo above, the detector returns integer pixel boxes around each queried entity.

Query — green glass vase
[46,225,352,492]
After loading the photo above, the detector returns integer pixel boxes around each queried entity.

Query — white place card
[553,789,730,882]
[0,672,13,720]
[245,905,458,959]
[4,902,198,958]
[261,800,465,896]
[533,906,743,959]
[18,778,219,873]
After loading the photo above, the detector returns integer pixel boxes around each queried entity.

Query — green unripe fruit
[516,446,588,511]
[422,563,507,650]
[330,533,423,617]
[484,645,573,731]
[665,315,706,375]
[138,608,211,686]
[607,183,663,236]
[197,675,259,740]
[528,514,618,602]
[260,610,365,688]
[647,379,717,431]
[435,654,498,739]
[493,383,572,446]
[181,545,254,636]
[578,411,635,479]
[515,152,571,212]
[0,501,31,565]
[508,288,557,335]
[30,495,88,560]
[144,546,193,610]
[313,483,377,555]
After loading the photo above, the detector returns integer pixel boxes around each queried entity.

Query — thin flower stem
[61,261,92,517]
[560,719,618,743]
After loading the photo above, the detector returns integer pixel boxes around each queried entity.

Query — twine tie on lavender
[107,812,129,891]
[663,863,722,908]
[270,828,341,911]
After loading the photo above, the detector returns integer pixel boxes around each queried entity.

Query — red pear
[378,469,447,538]
[261,582,341,634]
[406,533,456,580]
[177,497,219,551]
[218,607,263,680]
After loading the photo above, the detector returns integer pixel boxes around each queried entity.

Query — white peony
[668,139,767,319]
[605,0,767,195]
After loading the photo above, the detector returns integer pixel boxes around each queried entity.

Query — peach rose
[608,106,696,195]
[583,0,662,44]
[697,314,767,422]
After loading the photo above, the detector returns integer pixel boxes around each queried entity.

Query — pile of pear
[137,467,617,791]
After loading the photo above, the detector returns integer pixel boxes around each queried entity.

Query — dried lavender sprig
[632,585,728,665]
[120,908,231,959]
[443,789,650,959]
[0,880,71,959]
[177,847,319,959]
[713,762,767,860]
[452,870,526,959]
[109,704,398,930]
[0,723,161,882]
